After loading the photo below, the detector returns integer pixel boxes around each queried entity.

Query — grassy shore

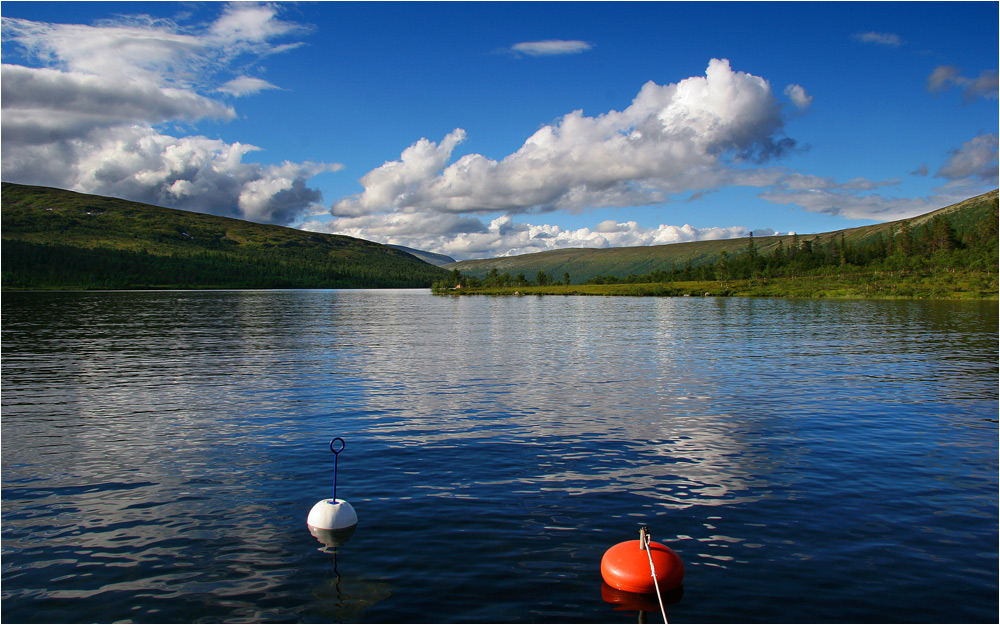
[436,269,998,299]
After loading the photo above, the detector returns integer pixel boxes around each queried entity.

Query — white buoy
[307,498,358,530]
[307,437,358,535]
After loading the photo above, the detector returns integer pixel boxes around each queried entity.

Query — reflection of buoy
[307,438,358,533]
[601,582,684,613]
[309,521,357,549]
[601,527,684,595]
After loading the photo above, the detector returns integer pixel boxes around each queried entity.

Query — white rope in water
[642,530,669,624]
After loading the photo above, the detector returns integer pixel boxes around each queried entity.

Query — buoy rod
[329,437,345,501]
[640,526,669,624]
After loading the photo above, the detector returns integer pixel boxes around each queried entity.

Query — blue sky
[2,2,997,260]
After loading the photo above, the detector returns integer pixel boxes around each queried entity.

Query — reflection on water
[349,296,784,509]
[2,291,997,623]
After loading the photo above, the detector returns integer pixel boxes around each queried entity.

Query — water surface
[2,290,997,623]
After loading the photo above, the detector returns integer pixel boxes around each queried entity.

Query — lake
[2,290,997,623]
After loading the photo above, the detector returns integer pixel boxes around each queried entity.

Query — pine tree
[898,221,913,256]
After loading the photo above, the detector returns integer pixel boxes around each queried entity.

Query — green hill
[1,182,449,289]
[445,190,999,283]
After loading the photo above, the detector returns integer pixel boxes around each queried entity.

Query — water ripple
[3,291,997,623]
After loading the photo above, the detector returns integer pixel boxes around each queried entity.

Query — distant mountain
[1,183,449,289]
[446,190,999,283]
[388,244,456,266]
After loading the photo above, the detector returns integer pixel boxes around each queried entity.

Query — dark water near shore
[2,290,997,623]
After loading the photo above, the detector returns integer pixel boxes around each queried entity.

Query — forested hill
[1,183,449,289]
[445,190,999,284]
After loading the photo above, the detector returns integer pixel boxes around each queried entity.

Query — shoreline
[433,272,998,300]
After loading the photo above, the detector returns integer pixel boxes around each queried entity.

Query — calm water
[2,290,997,624]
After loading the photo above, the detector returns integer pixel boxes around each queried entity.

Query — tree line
[433,267,574,291]
[2,240,447,289]
[435,205,997,291]
[585,211,997,286]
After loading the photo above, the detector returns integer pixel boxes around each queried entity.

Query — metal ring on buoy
[330,437,345,454]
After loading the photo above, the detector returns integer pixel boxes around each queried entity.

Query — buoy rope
[642,530,669,624]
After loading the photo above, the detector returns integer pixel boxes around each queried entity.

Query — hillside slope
[1,183,448,289]
[446,190,998,283]
[388,244,456,266]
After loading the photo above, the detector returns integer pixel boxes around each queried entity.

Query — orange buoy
[600,530,684,594]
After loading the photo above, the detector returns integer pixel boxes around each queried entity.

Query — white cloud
[758,136,998,221]
[333,59,793,221]
[510,40,593,56]
[935,133,999,182]
[774,173,899,193]
[4,122,341,224]
[303,211,752,260]
[927,65,999,103]
[2,5,307,85]
[1,15,203,83]
[0,5,332,225]
[321,58,811,258]
[784,84,813,109]
[853,31,903,47]
[760,176,923,220]
[334,130,467,217]
[927,65,961,92]
[1,64,235,144]
[218,77,280,96]
[759,188,968,221]
[966,71,1000,100]
[209,3,303,46]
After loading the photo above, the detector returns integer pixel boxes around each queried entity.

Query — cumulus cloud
[853,31,903,47]
[334,130,468,217]
[927,65,999,103]
[320,58,806,258]
[784,84,813,109]
[334,59,794,221]
[1,4,332,225]
[510,40,593,56]
[303,211,753,260]
[4,123,339,222]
